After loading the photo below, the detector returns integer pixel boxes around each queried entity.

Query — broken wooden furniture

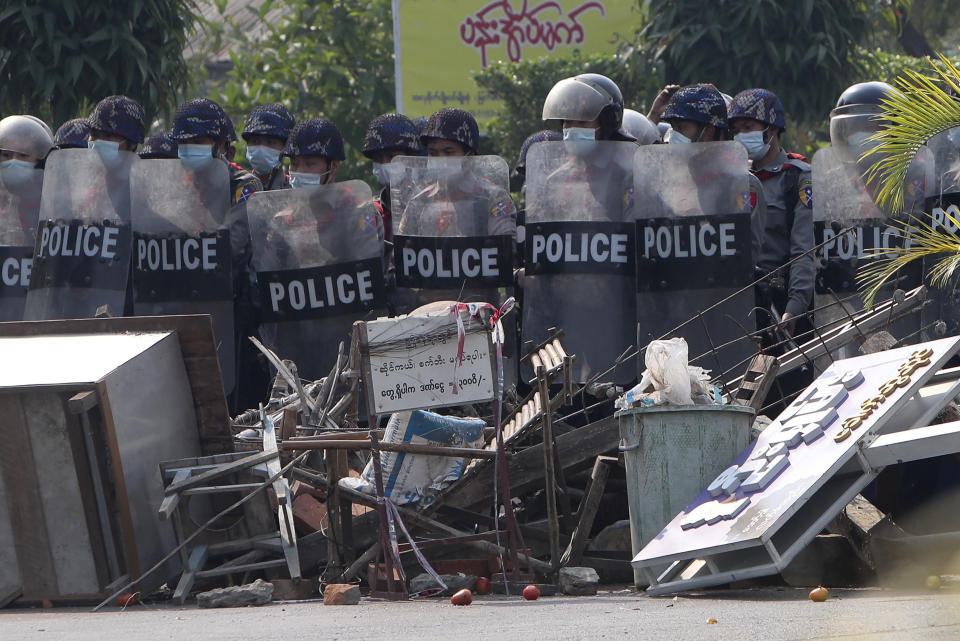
[0,315,230,604]
[158,430,302,603]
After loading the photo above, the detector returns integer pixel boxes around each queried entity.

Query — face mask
[289,170,330,189]
[89,139,125,170]
[246,145,281,174]
[734,129,770,161]
[562,127,596,142]
[665,129,691,145]
[178,144,215,172]
[0,158,37,188]
[372,162,390,187]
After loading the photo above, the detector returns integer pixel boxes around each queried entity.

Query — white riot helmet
[0,115,55,161]
[621,109,660,145]
[542,73,635,142]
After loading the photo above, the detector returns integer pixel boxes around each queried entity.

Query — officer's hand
[780,311,797,337]
[647,85,680,123]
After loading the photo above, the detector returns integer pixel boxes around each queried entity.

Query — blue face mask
[289,170,329,189]
[0,158,37,188]
[178,143,215,172]
[89,139,125,169]
[734,129,770,161]
[246,145,281,174]
[562,127,596,142]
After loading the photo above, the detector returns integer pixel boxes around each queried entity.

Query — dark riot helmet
[362,113,422,158]
[829,81,901,156]
[541,73,635,142]
[515,129,562,175]
[283,118,346,160]
[54,118,91,149]
[420,108,480,154]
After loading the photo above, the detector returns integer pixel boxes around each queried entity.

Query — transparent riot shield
[522,140,637,384]
[0,167,43,321]
[130,159,238,392]
[23,148,136,320]
[633,141,754,384]
[247,180,387,380]
[390,155,518,388]
[812,145,931,353]
[920,128,960,340]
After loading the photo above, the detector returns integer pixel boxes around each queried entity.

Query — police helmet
[420,108,480,154]
[88,95,146,144]
[728,89,786,132]
[283,118,346,160]
[0,115,55,160]
[242,103,295,143]
[621,109,660,145]
[542,73,633,141]
[54,118,91,149]
[661,84,728,131]
[829,81,901,151]
[139,131,179,159]
[362,113,422,158]
[515,130,562,175]
[171,98,233,142]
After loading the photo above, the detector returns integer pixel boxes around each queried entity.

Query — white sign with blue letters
[632,335,960,595]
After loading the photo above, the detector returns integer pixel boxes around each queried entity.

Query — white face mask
[665,129,692,145]
[178,143,216,172]
[562,127,596,142]
[289,170,330,189]
[0,158,37,188]
[372,162,389,187]
[246,145,281,174]
[734,129,770,161]
[89,139,125,170]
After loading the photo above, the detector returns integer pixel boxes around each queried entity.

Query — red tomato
[808,586,829,602]
[117,593,138,607]
[450,588,473,606]
[474,577,492,595]
[522,585,540,601]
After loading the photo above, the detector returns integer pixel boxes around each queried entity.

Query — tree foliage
[210,0,395,181]
[638,0,875,129]
[474,51,662,173]
[0,0,198,127]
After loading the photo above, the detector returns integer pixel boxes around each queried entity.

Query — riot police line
[2,78,957,413]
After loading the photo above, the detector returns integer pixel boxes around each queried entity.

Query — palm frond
[858,210,960,308]
[862,53,960,213]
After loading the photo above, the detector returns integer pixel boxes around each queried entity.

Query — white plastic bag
[642,338,693,405]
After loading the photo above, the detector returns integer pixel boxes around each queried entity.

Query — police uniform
[753,149,815,321]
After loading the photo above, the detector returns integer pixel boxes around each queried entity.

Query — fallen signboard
[632,335,960,595]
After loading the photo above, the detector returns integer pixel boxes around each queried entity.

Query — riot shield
[247,180,387,380]
[522,140,637,384]
[390,155,517,387]
[23,148,136,320]
[632,141,755,383]
[130,159,238,393]
[921,128,960,339]
[812,145,930,353]
[0,167,43,321]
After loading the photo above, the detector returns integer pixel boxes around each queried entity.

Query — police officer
[53,118,90,150]
[621,109,660,145]
[242,103,295,191]
[284,118,344,188]
[139,131,178,159]
[361,113,422,240]
[729,88,814,339]
[660,84,768,256]
[88,95,145,157]
[0,115,53,177]
[399,107,516,237]
[171,98,262,205]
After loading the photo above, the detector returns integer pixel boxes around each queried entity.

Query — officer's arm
[786,174,815,317]
[748,174,767,263]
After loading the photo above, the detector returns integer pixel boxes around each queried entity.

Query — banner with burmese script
[392,0,641,124]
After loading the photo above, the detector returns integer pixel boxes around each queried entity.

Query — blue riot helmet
[54,118,91,149]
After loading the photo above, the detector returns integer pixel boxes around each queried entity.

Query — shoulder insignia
[798,178,813,209]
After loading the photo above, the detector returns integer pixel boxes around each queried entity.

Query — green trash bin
[616,404,754,587]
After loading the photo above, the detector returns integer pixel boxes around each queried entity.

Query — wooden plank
[537,367,561,570]
[560,456,613,567]
[0,394,57,597]
[440,415,619,513]
[163,450,276,496]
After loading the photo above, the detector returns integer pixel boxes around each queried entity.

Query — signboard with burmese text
[632,336,960,595]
